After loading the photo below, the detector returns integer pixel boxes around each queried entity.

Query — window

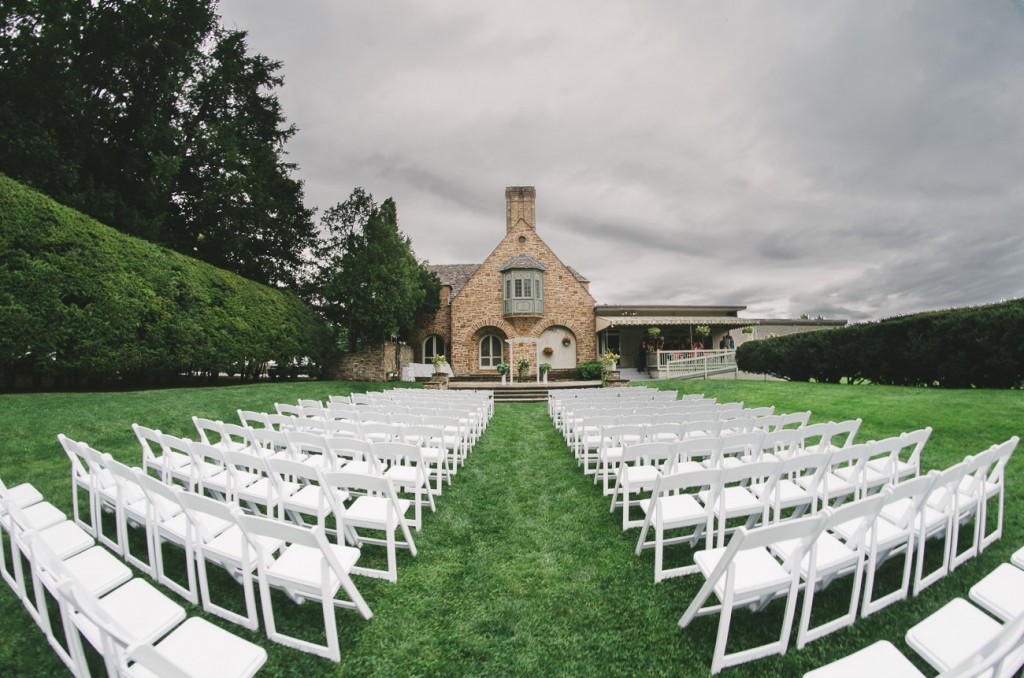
[502,270,544,315]
[423,335,445,362]
[479,335,503,369]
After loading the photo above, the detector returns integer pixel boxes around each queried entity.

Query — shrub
[735,299,1024,388]
[0,174,331,388]
[577,359,603,380]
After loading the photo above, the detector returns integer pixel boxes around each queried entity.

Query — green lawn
[1,379,1021,677]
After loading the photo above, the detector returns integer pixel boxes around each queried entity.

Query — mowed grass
[0,379,1022,677]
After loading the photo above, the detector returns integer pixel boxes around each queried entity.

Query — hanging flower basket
[543,346,554,356]
[562,336,572,347]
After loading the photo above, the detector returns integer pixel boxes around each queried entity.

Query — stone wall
[414,286,452,362]
[332,341,413,382]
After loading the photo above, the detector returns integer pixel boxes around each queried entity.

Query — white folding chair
[132,471,202,603]
[596,424,647,495]
[371,441,436,529]
[867,427,932,483]
[58,434,107,537]
[778,491,889,648]
[1,487,93,614]
[679,513,830,674]
[102,455,157,575]
[905,597,1021,676]
[970,562,1024,623]
[236,512,371,661]
[155,432,198,488]
[57,573,265,678]
[701,460,781,548]
[175,490,276,630]
[850,471,939,615]
[398,424,451,493]
[609,441,676,530]
[317,469,416,582]
[979,437,1018,551]
[24,531,181,677]
[134,423,188,484]
[635,467,722,582]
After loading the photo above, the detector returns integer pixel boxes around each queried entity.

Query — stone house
[411,186,845,379]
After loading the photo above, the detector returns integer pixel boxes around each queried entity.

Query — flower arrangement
[647,327,661,339]
[542,346,554,356]
[516,356,531,380]
[601,350,619,368]
[694,324,711,337]
[496,362,510,376]
[562,335,572,347]
[431,353,448,372]
[539,362,552,374]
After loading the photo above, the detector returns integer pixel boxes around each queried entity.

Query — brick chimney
[505,186,536,232]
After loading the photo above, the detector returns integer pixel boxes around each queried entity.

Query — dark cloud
[219,0,1024,321]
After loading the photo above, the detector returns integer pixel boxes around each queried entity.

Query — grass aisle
[338,402,689,676]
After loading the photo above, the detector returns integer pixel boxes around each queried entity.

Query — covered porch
[595,313,756,378]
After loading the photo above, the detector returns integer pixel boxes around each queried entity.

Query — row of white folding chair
[180,413,461,490]
[64,445,383,659]
[677,486,906,674]
[806,550,1024,678]
[22,525,266,677]
[549,389,686,419]
[130,427,423,573]
[553,394,715,429]
[299,404,481,454]
[593,423,814,493]
[137,426,440,531]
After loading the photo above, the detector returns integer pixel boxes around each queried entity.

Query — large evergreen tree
[312,188,440,350]
[0,0,314,286]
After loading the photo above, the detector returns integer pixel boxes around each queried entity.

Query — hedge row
[0,174,331,388]
[735,299,1024,388]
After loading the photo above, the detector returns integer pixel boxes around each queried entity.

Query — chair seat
[701,486,762,518]
[803,640,925,678]
[905,597,1002,673]
[772,533,859,578]
[622,465,659,487]
[206,526,283,569]
[384,466,423,488]
[149,452,190,471]
[5,482,43,508]
[800,473,855,500]
[599,447,624,463]
[969,563,1024,622]
[694,547,791,600]
[127,617,267,678]
[265,542,360,593]
[64,546,133,597]
[12,501,67,532]
[75,578,186,650]
[345,496,411,526]
[284,485,334,515]
[39,520,94,560]
[164,511,231,544]
[644,494,705,528]
[752,479,813,509]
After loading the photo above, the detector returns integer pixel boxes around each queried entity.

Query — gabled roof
[499,254,546,272]
[427,264,479,299]
[567,266,589,283]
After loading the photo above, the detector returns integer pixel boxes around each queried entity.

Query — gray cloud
[219,0,1024,321]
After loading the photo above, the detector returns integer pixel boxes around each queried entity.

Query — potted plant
[496,361,510,385]
[742,326,754,334]
[539,362,552,383]
[516,356,531,381]
[561,335,572,347]
[647,326,663,348]
[600,350,620,385]
[431,354,449,384]
[542,346,554,357]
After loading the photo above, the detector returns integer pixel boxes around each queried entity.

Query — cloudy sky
[219,0,1024,322]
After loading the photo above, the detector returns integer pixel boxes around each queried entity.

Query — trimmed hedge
[0,174,331,388]
[736,299,1024,388]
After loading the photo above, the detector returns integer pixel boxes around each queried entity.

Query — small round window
[518,236,526,244]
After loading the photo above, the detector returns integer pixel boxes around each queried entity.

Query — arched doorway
[539,326,576,370]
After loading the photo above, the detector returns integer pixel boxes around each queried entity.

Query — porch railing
[649,349,737,379]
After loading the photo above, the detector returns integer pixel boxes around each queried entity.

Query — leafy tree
[169,29,315,287]
[311,188,440,350]
[0,1,314,287]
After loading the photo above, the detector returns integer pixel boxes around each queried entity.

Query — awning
[595,316,758,332]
